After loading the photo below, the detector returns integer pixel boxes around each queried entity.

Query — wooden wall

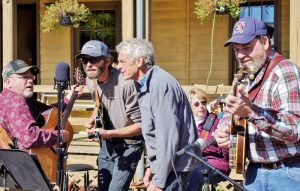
[38,0,125,85]
[150,0,230,85]
[37,0,291,86]
[39,0,72,84]
[290,0,300,66]
[280,0,290,58]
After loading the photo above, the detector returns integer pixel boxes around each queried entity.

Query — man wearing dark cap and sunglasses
[0,59,80,150]
[214,17,300,190]
[76,40,144,191]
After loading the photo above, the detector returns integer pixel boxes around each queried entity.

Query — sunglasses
[193,100,207,107]
[81,57,105,65]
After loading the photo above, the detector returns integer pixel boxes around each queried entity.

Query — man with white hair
[116,38,200,191]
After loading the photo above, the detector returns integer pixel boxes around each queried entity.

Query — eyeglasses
[81,57,105,65]
[10,75,36,81]
[192,100,207,107]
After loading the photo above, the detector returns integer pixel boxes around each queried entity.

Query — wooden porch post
[122,0,134,40]
[290,0,300,66]
[2,0,16,66]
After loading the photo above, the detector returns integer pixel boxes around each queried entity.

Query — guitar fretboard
[229,135,237,168]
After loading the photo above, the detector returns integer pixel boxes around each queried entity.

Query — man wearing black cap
[214,17,300,190]
[76,40,144,191]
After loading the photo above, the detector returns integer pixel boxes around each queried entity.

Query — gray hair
[116,38,155,66]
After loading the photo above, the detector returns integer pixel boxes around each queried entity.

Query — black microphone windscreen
[55,62,70,81]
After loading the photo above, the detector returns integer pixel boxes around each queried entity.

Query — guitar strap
[248,53,285,101]
[199,113,217,141]
[244,53,285,159]
[93,79,101,108]
[92,79,105,127]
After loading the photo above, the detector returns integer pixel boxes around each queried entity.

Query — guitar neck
[61,90,77,128]
[201,137,216,151]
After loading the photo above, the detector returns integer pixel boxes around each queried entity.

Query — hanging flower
[194,0,246,24]
[41,0,91,32]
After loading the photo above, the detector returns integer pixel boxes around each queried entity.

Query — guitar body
[235,118,246,175]
[31,107,74,182]
[0,126,14,149]
[0,68,82,182]
[228,67,249,176]
[230,118,246,175]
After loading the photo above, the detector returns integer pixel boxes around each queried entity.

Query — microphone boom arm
[185,151,247,191]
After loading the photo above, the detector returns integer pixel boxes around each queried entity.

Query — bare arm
[97,123,141,139]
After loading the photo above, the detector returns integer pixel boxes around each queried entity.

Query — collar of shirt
[137,75,147,93]
[97,67,115,86]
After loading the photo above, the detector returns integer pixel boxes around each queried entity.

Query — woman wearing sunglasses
[187,88,230,191]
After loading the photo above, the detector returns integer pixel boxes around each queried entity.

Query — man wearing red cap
[214,17,300,190]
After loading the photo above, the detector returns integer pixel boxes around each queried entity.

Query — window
[229,1,276,83]
[240,1,275,47]
[79,10,118,59]
[73,2,121,79]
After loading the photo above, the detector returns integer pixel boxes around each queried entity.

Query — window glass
[79,10,117,59]
[240,3,275,46]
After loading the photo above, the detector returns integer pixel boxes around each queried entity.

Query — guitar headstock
[233,66,250,86]
[231,66,252,96]
[74,67,85,85]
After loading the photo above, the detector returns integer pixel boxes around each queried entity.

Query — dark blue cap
[224,17,267,47]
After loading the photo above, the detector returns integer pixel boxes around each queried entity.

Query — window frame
[71,1,121,83]
[228,0,278,83]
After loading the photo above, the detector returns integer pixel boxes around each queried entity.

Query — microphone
[175,138,204,156]
[54,62,70,90]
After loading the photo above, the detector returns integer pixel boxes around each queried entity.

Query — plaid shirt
[219,53,300,163]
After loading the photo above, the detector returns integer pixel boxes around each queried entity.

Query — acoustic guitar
[228,67,249,176]
[31,68,84,182]
[0,126,15,149]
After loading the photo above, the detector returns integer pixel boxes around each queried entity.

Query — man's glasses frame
[9,75,36,81]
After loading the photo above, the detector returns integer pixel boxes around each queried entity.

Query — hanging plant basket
[41,0,91,32]
[194,0,246,24]
[59,15,73,26]
[215,4,230,15]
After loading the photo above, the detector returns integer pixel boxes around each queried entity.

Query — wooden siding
[280,0,290,58]
[290,0,300,66]
[36,0,290,87]
[39,0,72,85]
[151,0,230,85]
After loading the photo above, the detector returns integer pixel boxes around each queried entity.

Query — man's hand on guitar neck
[214,125,231,148]
[225,88,253,118]
[66,84,84,100]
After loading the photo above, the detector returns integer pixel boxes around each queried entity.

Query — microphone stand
[185,151,247,191]
[54,80,69,191]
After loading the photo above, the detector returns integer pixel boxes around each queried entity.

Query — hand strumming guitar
[214,125,231,148]
[214,88,253,149]
[225,88,253,118]
[85,108,101,141]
